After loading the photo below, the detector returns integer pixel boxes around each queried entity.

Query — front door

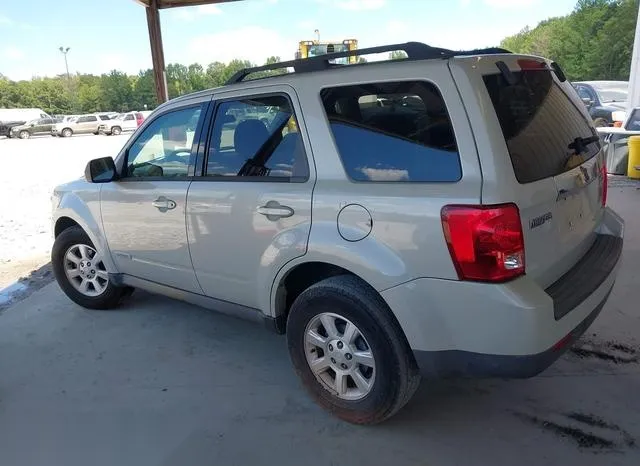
[187,88,314,310]
[36,118,54,135]
[101,103,207,293]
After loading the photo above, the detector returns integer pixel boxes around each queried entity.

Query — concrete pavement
[1,183,639,466]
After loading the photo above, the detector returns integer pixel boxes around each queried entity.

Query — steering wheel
[162,149,191,164]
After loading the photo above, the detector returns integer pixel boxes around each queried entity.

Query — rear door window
[484,68,600,183]
[320,81,461,182]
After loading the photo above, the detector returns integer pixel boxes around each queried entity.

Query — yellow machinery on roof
[296,33,358,65]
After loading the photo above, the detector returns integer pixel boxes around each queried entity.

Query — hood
[1,120,27,127]
[100,119,121,127]
[10,122,31,131]
[601,101,627,111]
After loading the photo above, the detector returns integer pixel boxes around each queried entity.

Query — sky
[0,0,580,81]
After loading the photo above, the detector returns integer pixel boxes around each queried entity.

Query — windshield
[592,82,628,103]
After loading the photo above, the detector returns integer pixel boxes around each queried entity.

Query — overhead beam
[135,0,242,104]
[136,0,240,9]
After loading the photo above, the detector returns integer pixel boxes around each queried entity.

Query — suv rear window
[321,81,461,182]
[484,68,600,184]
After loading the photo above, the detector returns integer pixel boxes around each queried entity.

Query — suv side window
[320,81,461,182]
[205,95,309,181]
[124,114,135,121]
[125,106,202,179]
[86,116,98,122]
[76,116,89,123]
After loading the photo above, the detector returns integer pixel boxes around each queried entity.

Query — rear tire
[52,226,130,310]
[287,275,420,425]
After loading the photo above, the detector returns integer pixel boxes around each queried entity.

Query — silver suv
[51,42,624,424]
[52,114,111,137]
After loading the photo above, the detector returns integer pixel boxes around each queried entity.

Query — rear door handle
[152,196,177,212]
[257,202,294,220]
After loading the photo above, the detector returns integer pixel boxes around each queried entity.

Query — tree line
[1,0,639,114]
[0,57,284,115]
[501,0,639,81]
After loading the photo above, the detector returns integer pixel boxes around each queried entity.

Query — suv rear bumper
[382,207,624,379]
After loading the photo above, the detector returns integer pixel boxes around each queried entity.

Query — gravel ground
[0,134,131,289]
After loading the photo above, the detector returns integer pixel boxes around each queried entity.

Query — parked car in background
[0,108,50,137]
[98,112,142,135]
[573,81,628,127]
[52,114,111,137]
[598,106,640,174]
[9,117,62,139]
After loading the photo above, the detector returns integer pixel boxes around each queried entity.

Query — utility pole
[59,46,73,112]
[59,46,71,82]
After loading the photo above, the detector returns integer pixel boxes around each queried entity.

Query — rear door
[451,56,606,287]
[186,86,314,310]
[78,115,98,133]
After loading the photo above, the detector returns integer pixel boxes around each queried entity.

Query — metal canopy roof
[134,0,240,9]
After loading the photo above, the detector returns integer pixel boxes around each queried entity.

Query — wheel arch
[270,260,398,335]
[53,194,116,272]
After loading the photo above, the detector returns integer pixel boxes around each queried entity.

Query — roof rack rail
[226,41,511,85]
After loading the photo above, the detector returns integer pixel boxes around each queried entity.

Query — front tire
[287,275,420,425]
[19,130,30,139]
[111,126,122,136]
[61,128,73,137]
[52,226,128,310]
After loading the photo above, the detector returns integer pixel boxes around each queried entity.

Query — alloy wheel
[63,244,109,297]
[304,312,376,401]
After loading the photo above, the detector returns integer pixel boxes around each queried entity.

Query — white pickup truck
[98,112,143,135]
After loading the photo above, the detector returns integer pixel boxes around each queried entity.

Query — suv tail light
[441,204,525,283]
[601,164,608,207]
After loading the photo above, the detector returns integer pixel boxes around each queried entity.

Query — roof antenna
[314,29,320,44]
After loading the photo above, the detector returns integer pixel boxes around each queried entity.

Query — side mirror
[582,97,594,107]
[85,156,117,183]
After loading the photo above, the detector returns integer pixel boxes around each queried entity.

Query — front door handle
[152,196,177,212]
[257,201,294,220]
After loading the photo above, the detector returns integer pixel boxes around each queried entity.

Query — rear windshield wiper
[568,135,599,155]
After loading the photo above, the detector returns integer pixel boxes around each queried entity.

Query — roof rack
[226,41,511,85]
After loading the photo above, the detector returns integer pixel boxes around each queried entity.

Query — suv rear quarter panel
[450,56,606,287]
[274,60,482,302]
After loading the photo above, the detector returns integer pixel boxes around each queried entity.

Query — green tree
[100,70,133,112]
[389,50,408,60]
[501,0,639,81]
[132,69,157,110]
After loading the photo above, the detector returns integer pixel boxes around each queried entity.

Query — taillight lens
[441,204,525,283]
[601,164,608,207]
